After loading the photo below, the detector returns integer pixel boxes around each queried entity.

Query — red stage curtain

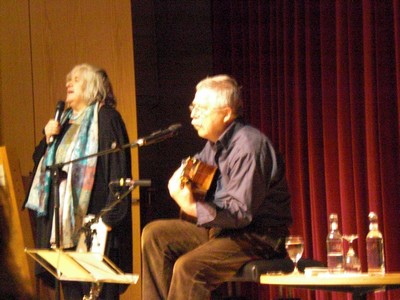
[212,1,400,299]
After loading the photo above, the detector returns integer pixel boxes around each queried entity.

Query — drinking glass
[343,234,361,273]
[285,236,304,274]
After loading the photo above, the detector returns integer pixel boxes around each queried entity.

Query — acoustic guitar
[179,157,218,222]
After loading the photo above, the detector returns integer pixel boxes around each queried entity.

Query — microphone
[109,178,152,187]
[49,100,65,144]
[137,123,182,146]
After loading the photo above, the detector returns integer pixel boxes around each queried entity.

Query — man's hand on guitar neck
[168,165,197,217]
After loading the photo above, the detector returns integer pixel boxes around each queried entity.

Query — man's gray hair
[196,74,243,116]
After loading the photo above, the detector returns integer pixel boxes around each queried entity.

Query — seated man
[141,74,292,300]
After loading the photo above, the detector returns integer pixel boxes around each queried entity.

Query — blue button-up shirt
[195,118,292,229]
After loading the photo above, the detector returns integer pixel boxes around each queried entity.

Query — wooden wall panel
[29,1,138,147]
[0,0,35,175]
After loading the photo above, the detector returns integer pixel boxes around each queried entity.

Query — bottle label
[327,253,344,272]
[367,239,384,272]
[328,243,342,252]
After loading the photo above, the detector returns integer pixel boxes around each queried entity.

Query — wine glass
[285,236,304,274]
[343,234,361,273]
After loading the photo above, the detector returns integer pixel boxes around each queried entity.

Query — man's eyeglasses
[188,104,226,116]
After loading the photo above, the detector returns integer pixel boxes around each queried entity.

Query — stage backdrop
[212,1,400,299]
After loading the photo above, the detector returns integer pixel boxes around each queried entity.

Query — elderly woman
[24,64,132,299]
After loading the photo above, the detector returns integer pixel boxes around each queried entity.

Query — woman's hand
[44,119,61,144]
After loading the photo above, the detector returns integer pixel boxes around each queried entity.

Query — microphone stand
[76,182,138,250]
[47,128,174,300]
[48,150,63,300]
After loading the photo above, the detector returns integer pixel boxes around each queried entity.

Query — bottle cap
[368,212,378,222]
[329,213,338,222]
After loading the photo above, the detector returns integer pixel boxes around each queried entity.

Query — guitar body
[180,156,218,198]
[179,157,217,222]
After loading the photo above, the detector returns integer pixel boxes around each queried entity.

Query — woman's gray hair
[66,63,115,106]
[196,74,243,116]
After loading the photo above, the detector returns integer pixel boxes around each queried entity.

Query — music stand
[26,181,142,300]
[25,249,139,299]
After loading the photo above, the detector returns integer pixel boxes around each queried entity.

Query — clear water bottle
[326,213,344,273]
[366,212,385,274]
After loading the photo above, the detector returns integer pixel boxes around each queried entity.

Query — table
[260,272,400,300]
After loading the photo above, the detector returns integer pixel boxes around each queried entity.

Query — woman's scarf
[25,103,99,248]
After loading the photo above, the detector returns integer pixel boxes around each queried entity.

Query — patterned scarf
[25,103,99,248]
